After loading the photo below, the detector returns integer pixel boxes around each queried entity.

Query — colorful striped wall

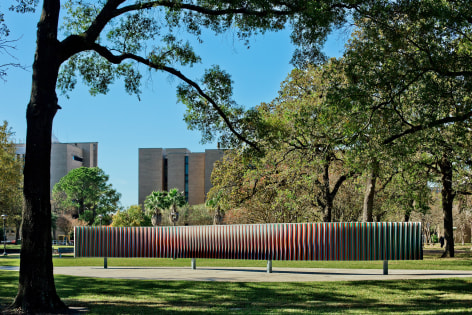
[74,222,423,260]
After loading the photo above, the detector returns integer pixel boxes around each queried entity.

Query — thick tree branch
[113,1,299,18]
[59,1,124,60]
[331,170,356,199]
[383,111,472,145]
[422,68,472,78]
[375,171,398,194]
[316,196,326,209]
[85,0,125,42]
[90,43,261,151]
[274,147,298,168]
[113,1,359,20]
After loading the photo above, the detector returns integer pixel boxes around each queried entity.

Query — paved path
[3,266,472,282]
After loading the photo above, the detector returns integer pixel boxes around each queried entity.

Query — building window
[184,156,189,201]
[163,157,168,191]
[72,155,83,162]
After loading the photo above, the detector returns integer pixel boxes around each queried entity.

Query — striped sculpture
[74,222,422,261]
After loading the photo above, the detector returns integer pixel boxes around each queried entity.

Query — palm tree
[144,191,168,226]
[166,188,186,226]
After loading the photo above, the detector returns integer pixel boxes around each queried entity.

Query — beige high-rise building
[16,141,98,192]
[138,148,224,206]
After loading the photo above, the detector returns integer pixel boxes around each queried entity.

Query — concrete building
[16,141,98,192]
[139,148,224,206]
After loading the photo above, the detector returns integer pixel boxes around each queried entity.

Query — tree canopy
[111,204,152,227]
[52,167,120,225]
[0,121,23,233]
[144,188,186,226]
[342,0,472,145]
[339,0,472,257]
[144,190,167,226]
[166,188,186,226]
[208,63,358,223]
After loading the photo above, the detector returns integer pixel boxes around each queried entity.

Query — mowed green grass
[1,271,471,314]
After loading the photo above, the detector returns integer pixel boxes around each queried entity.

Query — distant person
[439,236,445,248]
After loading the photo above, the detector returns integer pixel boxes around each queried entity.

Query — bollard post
[104,257,107,269]
[191,258,196,270]
[383,260,388,275]
[267,260,272,273]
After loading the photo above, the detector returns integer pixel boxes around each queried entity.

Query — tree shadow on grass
[2,271,472,314]
[55,276,472,314]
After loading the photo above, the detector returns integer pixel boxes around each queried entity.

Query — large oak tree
[208,63,358,223]
[342,0,472,257]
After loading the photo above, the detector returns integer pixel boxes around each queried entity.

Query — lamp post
[97,214,107,269]
[2,215,7,256]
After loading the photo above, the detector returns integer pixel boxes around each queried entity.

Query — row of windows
[161,156,190,202]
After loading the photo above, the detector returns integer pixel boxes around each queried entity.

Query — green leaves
[180,65,244,146]
[166,188,187,209]
[8,0,38,13]
[0,121,23,224]
[112,205,152,227]
[344,0,472,146]
[148,35,201,67]
[52,167,121,225]
[144,190,168,216]
[144,189,186,226]
[62,1,101,36]
[107,12,160,54]
[144,189,186,214]
[58,52,142,97]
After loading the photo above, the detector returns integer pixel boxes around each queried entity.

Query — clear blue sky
[1,6,347,208]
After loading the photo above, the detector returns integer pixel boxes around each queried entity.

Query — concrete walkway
[3,266,472,282]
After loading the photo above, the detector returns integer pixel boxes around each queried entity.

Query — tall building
[139,148,224,206]
[16,141,98,192]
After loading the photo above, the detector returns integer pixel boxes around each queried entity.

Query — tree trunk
[362,160,378,222]
[11,1,68,312]
[439,155,455,258]
[151,212,162,226]
[213,206,223,225]
[169,204,179,226]
[323,196,334,223]
[404,199,414,222]
[320,154,352,223]
[14,219,21,243]
[321,160,332,222]
[404,212,410,223]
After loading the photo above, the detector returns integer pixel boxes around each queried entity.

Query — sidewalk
[3,266,472,282]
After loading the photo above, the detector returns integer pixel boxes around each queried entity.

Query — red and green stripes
[74,222,423,260]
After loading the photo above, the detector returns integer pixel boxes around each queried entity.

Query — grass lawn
[0,271,471,314]
[1,244,471,314]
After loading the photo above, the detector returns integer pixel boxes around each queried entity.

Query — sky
[1,5,347,208]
